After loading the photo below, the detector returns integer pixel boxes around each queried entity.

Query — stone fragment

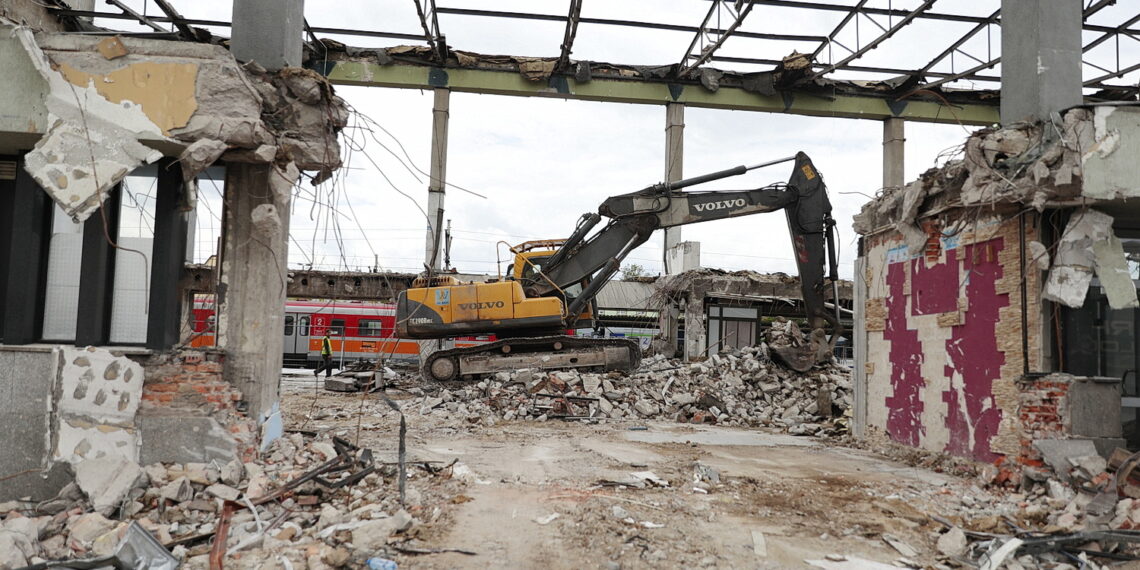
[74,456,143,517]
[205,483,241,502]
[936,527,967,557]
[159,476,194,503]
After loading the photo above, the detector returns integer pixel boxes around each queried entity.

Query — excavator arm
[524,152,840,370]
[398,151,841,380]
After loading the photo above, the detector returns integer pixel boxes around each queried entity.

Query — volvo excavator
[396,152,841,381]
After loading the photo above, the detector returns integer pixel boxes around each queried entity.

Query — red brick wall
[1016,375,1071,468]
[142,349,258,461]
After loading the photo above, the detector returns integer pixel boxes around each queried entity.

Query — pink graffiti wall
[883,238,1008,461]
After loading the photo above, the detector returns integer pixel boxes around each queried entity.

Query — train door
[282,312,311,367]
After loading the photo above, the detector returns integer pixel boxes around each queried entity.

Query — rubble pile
[0,433,446,569]
[411,343,852,436]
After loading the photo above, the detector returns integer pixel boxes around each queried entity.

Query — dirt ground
[279,373,992,569]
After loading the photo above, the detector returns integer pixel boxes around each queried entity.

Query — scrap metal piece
[24,522,178,570]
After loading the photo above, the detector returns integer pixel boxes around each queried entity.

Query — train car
[189,297,492,368]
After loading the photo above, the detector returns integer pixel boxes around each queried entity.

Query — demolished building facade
[0,2,346,501]
[853,105,1140,472]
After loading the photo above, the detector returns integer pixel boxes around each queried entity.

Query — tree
[620,263,646,280]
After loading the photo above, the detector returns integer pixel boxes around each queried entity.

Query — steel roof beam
[412,0,446,63]
[916,9,998,78]
[809,0,867,61]
[151,0,195,39]
[809,0,937,80]
[104,0,165,32]
[556,0,583,71]
[679,1,756,77]
[434,7,824,43]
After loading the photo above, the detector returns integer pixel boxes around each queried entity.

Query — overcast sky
[97,1,1140,280]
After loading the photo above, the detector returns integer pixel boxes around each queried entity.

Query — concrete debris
[15,27,164,223]
[854,108,1099,238]
[936,526,967,557]
[1043,209,1120,308]
[394,342,851,434]
[0,431,426,568]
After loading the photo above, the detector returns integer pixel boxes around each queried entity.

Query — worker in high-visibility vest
[314,332,334,378]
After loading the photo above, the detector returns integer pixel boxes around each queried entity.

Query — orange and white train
[189,298,492,368]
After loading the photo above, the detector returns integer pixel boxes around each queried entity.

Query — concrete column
[653,104,685,359]
[852,257,868,438]
[663,103,684,273]
[425,88,450,272]
[1000,0,1082,123]
[231,0,305,71]
[882,118,905,191]
[218,162,297,425]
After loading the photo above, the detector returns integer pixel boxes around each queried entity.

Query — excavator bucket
[771,344,818,373]
[766,323,833,373]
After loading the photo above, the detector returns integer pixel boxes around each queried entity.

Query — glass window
[330,319,345,336]
[284,315,295,336]
[723,307,758,319]
[299,316,310,336]
[359,319,384,337]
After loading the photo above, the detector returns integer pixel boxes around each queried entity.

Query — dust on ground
[278,372,999,569]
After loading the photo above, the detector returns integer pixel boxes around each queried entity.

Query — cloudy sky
[99,1,1139,280]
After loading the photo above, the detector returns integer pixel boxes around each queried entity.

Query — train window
[206,315,215,332]
[300,316,310,336]
[330,319,345,336]
[359,319,384,337]
[284,315,295,336]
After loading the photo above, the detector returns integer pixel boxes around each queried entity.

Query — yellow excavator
[396,152,841,381]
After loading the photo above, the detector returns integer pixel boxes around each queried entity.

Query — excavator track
[421,336,641,382]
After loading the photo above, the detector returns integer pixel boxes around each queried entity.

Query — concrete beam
[425,88,450,271]
[321,61,1000,126]
[882,118,905,192]
[1001,0,1082,123]
[663,103,684,274]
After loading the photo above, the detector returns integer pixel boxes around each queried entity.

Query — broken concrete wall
[1083,106,1140,201]
[1,23,348,221]
[46,345,143,466]
[139,349,257,465]
[651,269,853,361]
[861,211,1041,462]
[0,348,73,501]
[854,104,1140,466]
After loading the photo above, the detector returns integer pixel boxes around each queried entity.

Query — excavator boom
[397,152,841,380]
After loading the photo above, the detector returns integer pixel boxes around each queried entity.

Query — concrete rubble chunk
[67,512,118,547]
[204,483,241,502]
[159,476,194,503]
[936,526,967,557]
[74,456,143,517]
[1033,439,1100,482]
